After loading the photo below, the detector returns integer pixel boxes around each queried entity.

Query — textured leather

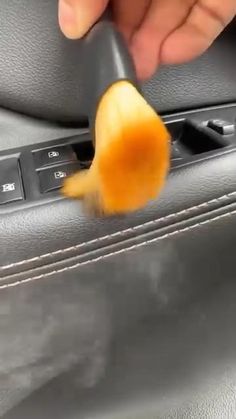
[2,196,236,419]
[0,0,235,122]
[4,278,236,419]
[0,108,83,152]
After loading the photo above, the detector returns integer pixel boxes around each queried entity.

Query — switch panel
[0,158,24,205]
[38,162,81,193]
[0,104,235,210]
[33,145,77,169]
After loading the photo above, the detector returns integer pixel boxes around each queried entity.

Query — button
[0,158,24,205]
[38,162,81,193]
[207,120,235,135]
[33,145,77,169]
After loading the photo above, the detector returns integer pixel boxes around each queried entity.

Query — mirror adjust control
[33,145,77,169]
[207,120,235,136]
[0,158,24,205]
[38,162,81,193]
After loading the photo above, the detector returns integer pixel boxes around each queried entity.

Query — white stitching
[1,190,236,272]
[0,206,235,290]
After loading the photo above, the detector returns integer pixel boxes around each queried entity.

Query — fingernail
[59,0,78,38]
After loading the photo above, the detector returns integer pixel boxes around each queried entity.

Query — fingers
[112,0,150,42]
[58,0,109,39]
[58,0,236,81]
[130,0,195,80]
[161,0,236,65]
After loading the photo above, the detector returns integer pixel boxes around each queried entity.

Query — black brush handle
[82,16,138,142]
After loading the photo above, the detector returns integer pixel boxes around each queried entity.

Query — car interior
[1,1,236,418]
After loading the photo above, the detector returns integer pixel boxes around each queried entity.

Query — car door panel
[0,1,236,418]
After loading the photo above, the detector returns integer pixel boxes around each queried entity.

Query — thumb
[58,0,109,39]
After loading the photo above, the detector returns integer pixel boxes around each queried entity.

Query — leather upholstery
[3,258,236,419]
[0,2,236,418]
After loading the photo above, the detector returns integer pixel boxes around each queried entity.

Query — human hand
[58,0,236,80]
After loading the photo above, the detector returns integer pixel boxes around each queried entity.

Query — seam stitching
[1,190,236,271]
[1,206,236,290]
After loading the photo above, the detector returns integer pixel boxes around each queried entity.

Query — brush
[62,18,170,215]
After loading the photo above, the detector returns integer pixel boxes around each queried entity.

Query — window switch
[0,158,24,205]
[207,120,235,136]
[38,162,81,193]
[33,145,77,169]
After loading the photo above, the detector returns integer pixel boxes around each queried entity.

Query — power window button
[207,120,235,135]
[0,158,24,205]
[38,162,81,193]
[33,145,77,169]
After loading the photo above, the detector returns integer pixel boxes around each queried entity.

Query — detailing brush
[62,19,170,215]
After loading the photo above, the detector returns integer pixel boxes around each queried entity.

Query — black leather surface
[4,280,236,419]
[2,195,236,419]
[0,109,82,152]
[0,0,235,122]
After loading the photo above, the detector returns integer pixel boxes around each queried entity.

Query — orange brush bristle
[62,80,170,215]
